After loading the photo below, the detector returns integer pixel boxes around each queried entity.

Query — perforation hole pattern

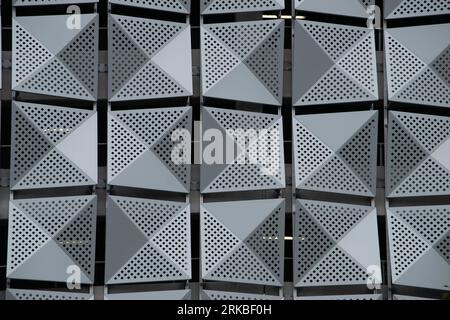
[206,291,272,300]
[202,0,284,14]
[390,0,450,18]
[431,45,450,86]
[111,0,190,13]
[9,290,90,301]
[435,234,450,263]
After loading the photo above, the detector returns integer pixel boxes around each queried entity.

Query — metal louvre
[105,196,192,285]
[294,111,378,197]
[110,0,191,13]
[201,199,285,286]
[385,0,450,19]
[201,20,285,106]
[108,107,192,193]
[7,196,97,284]
[387,111,450,198]
[293,20,378,106]
[106,290,191,300]
[6,289,93,300]
[108,14,193,101]
[201,107,285,193]
[296,0,375,18]
[294,200,381,288]
[12,14,99,101]
[201,0,285,15]
[385,24,450,108]
[388,205,450,291]
[201,290,282,300]
[10,101,98,190]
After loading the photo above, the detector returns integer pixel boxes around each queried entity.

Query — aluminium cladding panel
[108,14,193,102]
[12,14,99,101]
[201,199,285,286]
[293,20,379,106]
[105,196,192,285]
[387,111,450,198]
[201,290,282,300]
[201,107,285,193]
[385,23,450,108]
[10,101,98,191]
[388,205,450,291]
[110,0,191,13]
[385,0,450,19]
[108,107,192,193]
[201,20,285,106]
[106,290,191,300]
[201,0,284,15]
[296,294,383,300]
[6,289,93,300]
[293,111,378,197]
[7,196,97,284]
[13,0,98,5]
[294,200,382,288]
[296,0,375,18]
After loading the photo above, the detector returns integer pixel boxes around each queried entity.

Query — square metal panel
[387,111,450,198]
[12,14,98,101]
[385,0,450,19]
[7,196,97,284]
[294,111,378,197]
[110,0,190,13]
[14,0,98,5]
[201,199,285,286]
[201,20,285,106]
[294,200,381,288]
[106,290,191,300]
[201,107,285,193]
[10,101,98,191]
[297,294,383,300]
[108,107,192,193]
[385,24,450,108]
[201,290,282,300]
[105,196,191,285]
[108,15,193,102]
[201,0,284,15]
[388,206,450,291]
[6,289,93,300]
[293,20,378,106]
[296,0,375,18]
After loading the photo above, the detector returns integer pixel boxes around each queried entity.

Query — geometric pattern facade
[110,0,191,13]
[293,21,379,106]
[201,290,282,300]
[201,199,285,286]
[387,111,450,198]
[10,101,98,190]
[385,24,450,108]
[105,196,191,285]
[201,20,285,106]
[294,200,381,288]
[294,111,378,197]
[12,14,99,101]
[296,0,375,18]
[6,289,93,301]
[106,290,191,300]
[14,0,98,5]
[201,107,285,193]
[385,0,450,19]
[388,206,450,291]
[108,15,193,102]
[201,0,284,14]
[7,196,97,284]
[108,107,192,193]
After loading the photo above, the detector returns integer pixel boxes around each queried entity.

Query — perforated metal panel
[201,0,284,14]
[387,111,450,198]
[106,290,191,300]
[296,0,375,18]
[294,111,378,197]
[13,0,98,5]
[388,206,450,291]
[393,295,436,300]
[385,0,450,19]
[108,15,193,101]
[385,24,450,108]
[6,289,93,300]
[12,14,98,101]
[10,101,98,190]
[201,199,285,286]
[7,196,97,284]
[294,200,381,288]
[110,0,190,13]
[108,107,192,193]
[297,294,383,300]
[201,20,284,106]
[201,290,281,300]
[105,196,191,285]
[293,20,378,106]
